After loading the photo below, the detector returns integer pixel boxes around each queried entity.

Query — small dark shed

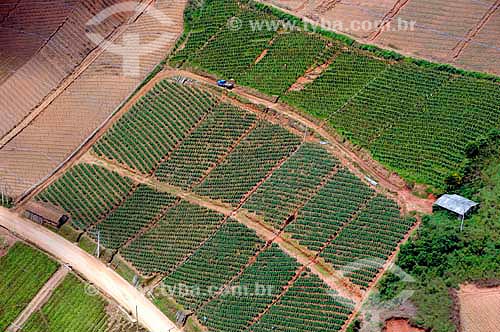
[24,201,69,228]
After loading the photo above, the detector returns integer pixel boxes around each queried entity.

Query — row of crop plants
[89,185,179,249]
[189,7,277,79]
[121,201,227,274]
[92,80,218,174]
[22,274,109,332]
[35,163,134,230]
[174,0,500,189]
[197,244,300,331]
[238,32,338,96]
[193,122,301,205]
[242,142,339,229]
[155,103,257,189]
[285,169,375,252]
[162,219,266,310]
[249,271,355,332]
[0,241,140,332]
[0,243,59,330]
[320,196,415,289]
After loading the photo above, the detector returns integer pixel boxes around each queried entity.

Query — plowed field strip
[451,0,500,59]
[368,0,414,41]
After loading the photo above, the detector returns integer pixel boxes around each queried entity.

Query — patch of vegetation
[173,0,500,191]
[23,274,109,332]
[381,136,500,331]
[0,195,13,208]
[0,243,58,330]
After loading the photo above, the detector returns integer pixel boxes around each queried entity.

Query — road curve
[0,207,180,332]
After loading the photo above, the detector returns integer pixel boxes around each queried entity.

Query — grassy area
[22,274,109,332]
[154,295,204,332]
[0,243,58,330]
[379,136,500,331]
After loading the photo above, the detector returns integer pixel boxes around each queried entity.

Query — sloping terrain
[32,79,419,332]
[172,0,500,190]
[0,0,139,138]
[264,0,500,76]
[0,0,187,197]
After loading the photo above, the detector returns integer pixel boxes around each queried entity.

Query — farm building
[24,201,69,228]
[433,194,479,230]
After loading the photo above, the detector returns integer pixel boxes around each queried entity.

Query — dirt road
[163,69,434,214]
[8,266,69,332]
[0,207,180,332]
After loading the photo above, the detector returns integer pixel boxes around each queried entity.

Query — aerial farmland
[0,1,499,332]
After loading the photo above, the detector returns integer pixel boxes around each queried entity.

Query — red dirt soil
[260,0,500,75]
[385,318,426,332]
[458,284,500,332]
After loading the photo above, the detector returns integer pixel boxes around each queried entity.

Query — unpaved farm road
[0,207,180,332]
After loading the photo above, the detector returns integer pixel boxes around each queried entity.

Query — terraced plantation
[34,77,419,332]
[93,81,218,174]
[173,0,500,189]
[35,164,134,230]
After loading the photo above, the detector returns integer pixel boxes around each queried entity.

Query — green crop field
[36,164,134,230]
[22,274,108,332]
[0,243,58,330]
[34,74,424,332]
[93,80,218,174]
[173,0,500,190]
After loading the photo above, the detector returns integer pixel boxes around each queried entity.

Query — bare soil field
[0,0,74,84]
[458,284,500,332]
[384,318,425,332]
[0,0,187,198]
[0,0,139,139]
[261,0,500,75]
[455,10,500,74]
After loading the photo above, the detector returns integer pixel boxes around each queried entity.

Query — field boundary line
[7,266,69,332]
[367,0,413,41]
[0,0,155,149]
[189,113,259,189]
[450,0,500,60]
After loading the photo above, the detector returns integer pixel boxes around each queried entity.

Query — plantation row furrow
[93,80,218,174]
[248,271,355,332]
[36,164,134,230]
[162,219,266,310]
[243,142,339,229]
[320,196,416,289]
[89,185,178,250]
[121,201,227,275]
[175,0,500,189]
[155,103,257,189]
[285,169,375,253]
[194,122,302,205]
